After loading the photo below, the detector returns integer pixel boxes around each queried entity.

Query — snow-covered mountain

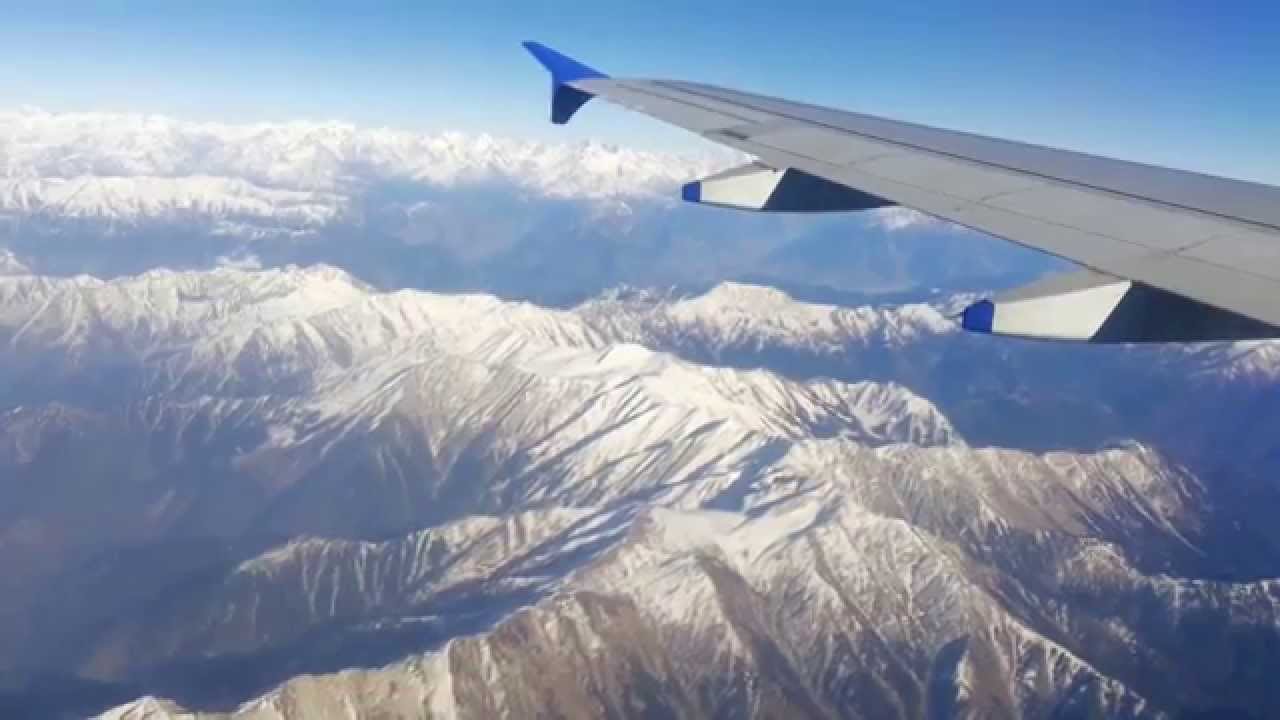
[577,282,956,355]
[0,266,1275,719]
[0,175,344,228]
[1,262,1277,462]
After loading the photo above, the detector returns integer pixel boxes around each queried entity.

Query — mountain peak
[697,281,798,308]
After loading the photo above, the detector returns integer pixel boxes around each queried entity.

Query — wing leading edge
[524,42,1280,343]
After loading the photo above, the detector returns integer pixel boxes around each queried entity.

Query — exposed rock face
[0,267,1274,719]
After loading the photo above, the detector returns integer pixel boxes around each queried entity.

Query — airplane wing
[524,41,1280,343]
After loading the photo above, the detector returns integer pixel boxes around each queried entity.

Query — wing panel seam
[612,80,763,126]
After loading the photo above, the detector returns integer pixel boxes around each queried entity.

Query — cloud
[865,207,944,232]
[215,253,263,271]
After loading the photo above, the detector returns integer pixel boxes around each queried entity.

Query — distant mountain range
[0,108,1058,299]
[0,264,1275,718]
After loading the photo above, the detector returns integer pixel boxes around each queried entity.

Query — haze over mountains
[0,109,1278,719]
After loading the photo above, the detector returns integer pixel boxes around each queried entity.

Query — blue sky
[3,1,1278,182]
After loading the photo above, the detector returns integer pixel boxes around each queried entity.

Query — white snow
[5,263,1269,720]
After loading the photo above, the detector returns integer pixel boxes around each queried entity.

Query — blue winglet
[960,300,995,334]
[522,42,608,125]
[681,181,701,203]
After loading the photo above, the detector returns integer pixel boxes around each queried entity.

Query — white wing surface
[525,42,1280,342]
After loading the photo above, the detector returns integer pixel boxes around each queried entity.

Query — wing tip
[522,41,608,84]
[960,300,994,334]
[523,42,608,125]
